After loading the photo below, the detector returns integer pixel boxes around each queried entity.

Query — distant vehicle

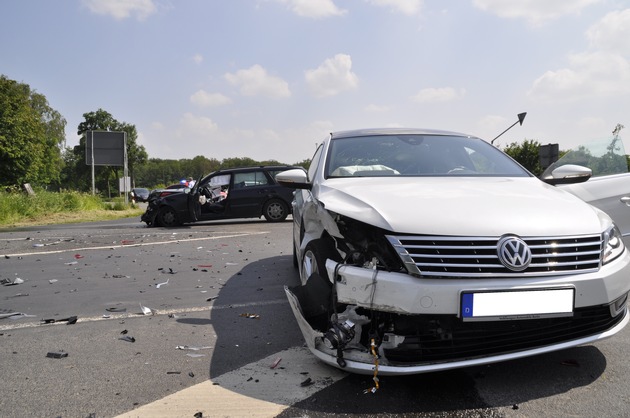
[129,187,149,203]
[141,165,302,227]
[276,128,630,376]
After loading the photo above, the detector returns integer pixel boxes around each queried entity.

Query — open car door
[187,175,204,222]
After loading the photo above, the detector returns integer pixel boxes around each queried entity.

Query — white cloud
[176,113,218,140]
[193,54,203,64]
[82,0,157,21]
[275,0,347,18]
[224,65,291,98]
[190,90,232,107]
[472,0,601,24]
[586,9,630,54]
[305,54,359,98]
[366,0,423,16]
[411,87,465,103]
[528,51,630,102]
[365,104,390,112]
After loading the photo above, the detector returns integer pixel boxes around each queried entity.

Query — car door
[550,137,630,245]
[228,169,273,218]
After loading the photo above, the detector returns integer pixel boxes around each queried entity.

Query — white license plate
[461,288,574,321]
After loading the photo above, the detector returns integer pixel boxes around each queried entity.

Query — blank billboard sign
[85,131,126,166]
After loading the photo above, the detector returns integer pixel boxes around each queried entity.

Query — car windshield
[325,134,530,178]
[542,136,628,178]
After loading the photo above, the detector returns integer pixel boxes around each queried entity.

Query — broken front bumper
[285,255,630,376]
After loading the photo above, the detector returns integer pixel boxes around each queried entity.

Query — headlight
[603,224,625,265]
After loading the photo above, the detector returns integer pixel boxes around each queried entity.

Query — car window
[233,170,270,188]
[542,136,628,178]
[325,134,530,177]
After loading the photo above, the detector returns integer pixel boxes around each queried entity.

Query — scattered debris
[74,254,84,259]
[120,330,128,335]
[140,304,156,315]
[6,293,29,298]
[1,311,35,319]
[64,261,78,265]
[206,297,217,302]
[189,372,195,377]
[46,351,68,359]
[166,371,181,374]
[106,307,126,313]
[186,353,206,358]
[119,336,136,343]
[41,316,77,325]
[176,345,212,351]
[1,278,24,286]
[156,279,169,289]
[240,313,260,319]
[48,279,58,284]
[194,412,203,418]
[300,377,313,387]
[270,358,282,369]
[512,404,519,410]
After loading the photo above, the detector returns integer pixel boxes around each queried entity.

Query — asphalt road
[1,217,630,418]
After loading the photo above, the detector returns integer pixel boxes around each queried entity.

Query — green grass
[0,190,144,227]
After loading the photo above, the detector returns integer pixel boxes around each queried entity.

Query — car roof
[213,165,299,174]
[330,128,475,140]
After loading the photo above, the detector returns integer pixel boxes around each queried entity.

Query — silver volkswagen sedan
[277,128,630,376]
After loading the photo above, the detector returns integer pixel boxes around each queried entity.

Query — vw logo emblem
[497,236,532,271]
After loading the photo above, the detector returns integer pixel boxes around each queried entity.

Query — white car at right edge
[277,128,630,376]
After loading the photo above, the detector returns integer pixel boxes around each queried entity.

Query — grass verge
[0,190,144,228]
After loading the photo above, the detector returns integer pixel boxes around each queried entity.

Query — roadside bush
[0,190,127,226]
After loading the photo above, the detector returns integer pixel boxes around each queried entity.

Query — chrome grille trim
[386,234,603,277]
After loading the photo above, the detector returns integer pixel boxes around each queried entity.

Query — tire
[301,238,340,283]
[263,199,289,222]
[157,206,180,227]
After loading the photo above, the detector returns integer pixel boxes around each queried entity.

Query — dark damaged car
[276,128,630,376]
[142,165,301,227]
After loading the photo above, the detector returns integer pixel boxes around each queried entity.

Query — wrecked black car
[142,165,301,227]
[276,128,630,376]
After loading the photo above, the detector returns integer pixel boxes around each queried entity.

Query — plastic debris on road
[46,351,68,359]
[119,335,136,343]
[240,313,260,319]
[156,278,169,288]
[1,278,24,286]
[140,304,156,315]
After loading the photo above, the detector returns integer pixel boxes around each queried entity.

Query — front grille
[386,234,602,277]
[383,304,623,364]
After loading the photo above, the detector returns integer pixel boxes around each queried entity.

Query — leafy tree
[70,109,147,194]
[503,139,543,175]
[0,75,66,187]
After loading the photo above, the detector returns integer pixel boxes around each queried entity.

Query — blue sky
[2,0,630,163]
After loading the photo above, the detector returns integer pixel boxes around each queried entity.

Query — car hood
[315,177,609,236]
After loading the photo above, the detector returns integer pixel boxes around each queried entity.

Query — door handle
[620,196,630,206]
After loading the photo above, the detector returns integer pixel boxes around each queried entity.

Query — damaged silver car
[277,128,630,376]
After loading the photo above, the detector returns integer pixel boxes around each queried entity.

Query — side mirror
[276,168,311,190]
[542,164,592,185]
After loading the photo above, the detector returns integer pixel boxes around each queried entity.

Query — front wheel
[301,238,340,284]
[157,206,180,227]
[263,199,289,222]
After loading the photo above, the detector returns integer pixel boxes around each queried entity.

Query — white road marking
[0,231,268,258]
[0,298,289,331]
[115,345,347,418]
